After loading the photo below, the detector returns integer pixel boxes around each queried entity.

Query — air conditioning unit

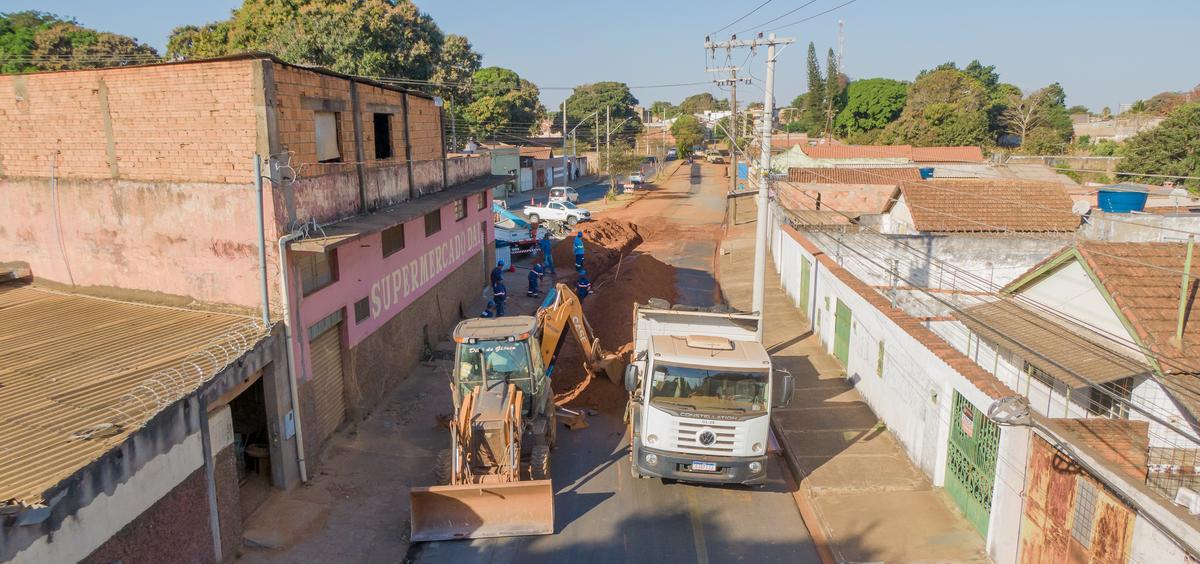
[1173,487,1200,515]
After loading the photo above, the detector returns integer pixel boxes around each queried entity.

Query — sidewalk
[718,221,988,563]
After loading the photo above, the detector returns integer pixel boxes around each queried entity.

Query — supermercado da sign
[370,223,485,319]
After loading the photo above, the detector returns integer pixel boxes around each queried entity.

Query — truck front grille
[674,421,738,453]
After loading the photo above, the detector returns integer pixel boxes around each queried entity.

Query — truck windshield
[649,363,768,413]
[455,340,533,396]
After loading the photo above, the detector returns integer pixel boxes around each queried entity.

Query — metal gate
[799,259,811,314]
[310,320,347,442]
[833,299,851,365]
[945,391,999,537]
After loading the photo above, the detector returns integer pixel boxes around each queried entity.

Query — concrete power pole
[561,101,569,184]
[707,66,750,193]
[606,105,612,193]
[705,32,794,341]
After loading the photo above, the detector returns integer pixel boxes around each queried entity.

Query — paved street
[408,163,821,563]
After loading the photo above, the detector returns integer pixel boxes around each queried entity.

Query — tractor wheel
[531,445,551,480]
[528,213,539,223]
[434,449,453,485]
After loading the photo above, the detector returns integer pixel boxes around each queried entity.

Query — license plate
[691,461,717,472]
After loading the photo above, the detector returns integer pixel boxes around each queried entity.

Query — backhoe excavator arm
[536,283,620,383]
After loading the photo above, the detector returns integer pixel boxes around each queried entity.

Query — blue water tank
[1097,188,1149,213]
[918,167,935,179]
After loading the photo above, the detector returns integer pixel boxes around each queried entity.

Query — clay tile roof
[778,182,900,216]
[1050,418,1150,482]
[800,144,913,160]
[788,167,923,185]
[1074,242,1200,373]
[771,134,809,149]
[519,146,553,160]
[0,282,267,507]
[900,179,1079,232]
[911,146,986,163]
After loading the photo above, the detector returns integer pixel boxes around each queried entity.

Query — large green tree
[833,78,908,135]
[1119,102,1200,190]
[648,100,676,119]
[670,114,705,157]
[803,42,825,132]
[1001,83,1073,153]
[165,0,471,81]
[459,66,543,141]
[880,69,991,146]
[554,81,642,139]
[1,11,158,73]
[678,92,727,115]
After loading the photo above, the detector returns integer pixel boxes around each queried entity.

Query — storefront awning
[955,299,1151,388]
[291,174,511,253]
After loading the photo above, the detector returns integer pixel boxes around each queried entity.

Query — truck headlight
[646,434,658,446]
[644,453,658,465]
[749,461,762,473]
[752,442,763,453]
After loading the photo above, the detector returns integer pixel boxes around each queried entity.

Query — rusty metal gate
[310,317,347,442]
[945,391,999,537]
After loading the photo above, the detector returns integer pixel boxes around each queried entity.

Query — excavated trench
[547,219,680,411]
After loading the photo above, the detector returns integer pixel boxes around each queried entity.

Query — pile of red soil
[549,219,642,285]
[552,252,678,412]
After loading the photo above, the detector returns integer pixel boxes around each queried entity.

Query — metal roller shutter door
[310,323,346,442]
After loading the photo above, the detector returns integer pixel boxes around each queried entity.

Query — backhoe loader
[409,283,619,542]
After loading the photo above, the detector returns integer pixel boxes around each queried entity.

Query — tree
[459,66,543,142]
[804,42,825,132]
[1145,91,1189,117]
[678,92,725,115]
[670,114,705,157]
[1119,102,1200,190]
[879,69,991,147]
[822,48,844,134]
[833,78,908,135]
[1,11,158,73]
[165,0,471,82]
[648,100,675,118]
[1067,105,1090,115]
[431,34,481,108]
[962,60,999,91]
[600,140,646,196]
[554,81,642,138]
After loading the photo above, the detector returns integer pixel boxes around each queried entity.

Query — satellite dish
[1072,200,1091,216]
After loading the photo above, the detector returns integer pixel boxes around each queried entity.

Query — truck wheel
[528,213,539,223]
[434,449,453,485]
[531,445,551,480]
[566,215,578,226]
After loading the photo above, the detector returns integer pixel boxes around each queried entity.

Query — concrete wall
[1083,211,1200,243]
[768,205,1025,563]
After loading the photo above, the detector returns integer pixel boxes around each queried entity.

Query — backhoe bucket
[596,354,622,386]
[409,480,555,542]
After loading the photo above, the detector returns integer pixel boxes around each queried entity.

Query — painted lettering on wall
[369,225,484,319]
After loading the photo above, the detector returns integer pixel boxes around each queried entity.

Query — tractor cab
[452,316,547,418]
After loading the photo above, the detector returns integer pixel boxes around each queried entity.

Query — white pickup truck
[624,302,793,486]
[523,200,592,225]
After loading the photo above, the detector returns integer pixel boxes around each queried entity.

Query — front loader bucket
[409,480,554,542]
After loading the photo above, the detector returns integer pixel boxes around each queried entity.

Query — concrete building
[769,143,985,173]
[767,207,1200,562]
[0,53,505,561]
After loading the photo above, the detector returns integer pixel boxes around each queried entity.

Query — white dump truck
[623,301,793,486]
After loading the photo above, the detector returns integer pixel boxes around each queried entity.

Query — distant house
[948,241,1200,499]
[780,167,922,225]
[879,179,1079,234]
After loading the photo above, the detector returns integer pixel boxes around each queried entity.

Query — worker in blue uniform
[539,233,555,275]
[527,263,545,297]
[490,260,505,286]
[573,231,585,272]
[481,300,496,318]
[575,270,591,301]
[492,280,507,317]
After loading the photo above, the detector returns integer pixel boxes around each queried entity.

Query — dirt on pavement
[549,219,642,283]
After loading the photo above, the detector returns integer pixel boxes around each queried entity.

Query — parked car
[628,173,645,185]
[548,186,579,203]
[524,200,592,225]
[666,148,678,160]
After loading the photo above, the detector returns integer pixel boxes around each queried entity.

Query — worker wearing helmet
[490,260,505,286]
[527,263,545,297]
[575,270,591,301]
[481,300,497,318]
[573,231,585,272]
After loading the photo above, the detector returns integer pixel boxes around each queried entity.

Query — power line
[763,0,862,32]
[709,0,775,36]
[735,0,820,35]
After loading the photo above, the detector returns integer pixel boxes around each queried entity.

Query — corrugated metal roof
[0,283,266,507]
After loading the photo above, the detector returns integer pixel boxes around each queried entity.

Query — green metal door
[799,259,811,313]
[945,391,999,537]
[833,299,851,365]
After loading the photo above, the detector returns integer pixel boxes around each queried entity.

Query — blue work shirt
[575,277,591,298]
[573,237,585,256]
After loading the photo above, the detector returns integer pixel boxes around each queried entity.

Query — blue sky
[9,0,1200,113]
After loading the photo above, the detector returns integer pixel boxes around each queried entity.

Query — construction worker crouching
[481,300,497,318]
[575,269,591,301]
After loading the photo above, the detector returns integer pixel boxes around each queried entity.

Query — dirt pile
[552,252,678,412]
[549,219,642,282]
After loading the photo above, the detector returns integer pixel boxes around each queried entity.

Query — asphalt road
[407,163,821,564]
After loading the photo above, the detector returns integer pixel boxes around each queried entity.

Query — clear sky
[9,0,1200,113]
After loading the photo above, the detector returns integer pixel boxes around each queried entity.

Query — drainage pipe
[255,155,271,327]
[278,231,309,483]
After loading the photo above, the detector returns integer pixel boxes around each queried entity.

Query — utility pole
[705,32,794,341]
[561,100,569,185]
[707,66,750,193]
[606,105,612,193]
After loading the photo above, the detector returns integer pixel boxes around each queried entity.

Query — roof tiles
[901,179,1079,232]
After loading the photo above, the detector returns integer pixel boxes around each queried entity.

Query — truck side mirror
[624,364,640,393]
[772,368,794,408]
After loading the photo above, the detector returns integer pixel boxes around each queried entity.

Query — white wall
[1020,260,1136,350]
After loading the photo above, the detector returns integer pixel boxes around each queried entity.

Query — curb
[772,420,839,564]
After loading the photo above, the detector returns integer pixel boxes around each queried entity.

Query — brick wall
[0,61,257,183]
[406,95,442,162]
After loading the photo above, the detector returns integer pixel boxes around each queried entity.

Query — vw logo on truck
[698,430,717,446]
